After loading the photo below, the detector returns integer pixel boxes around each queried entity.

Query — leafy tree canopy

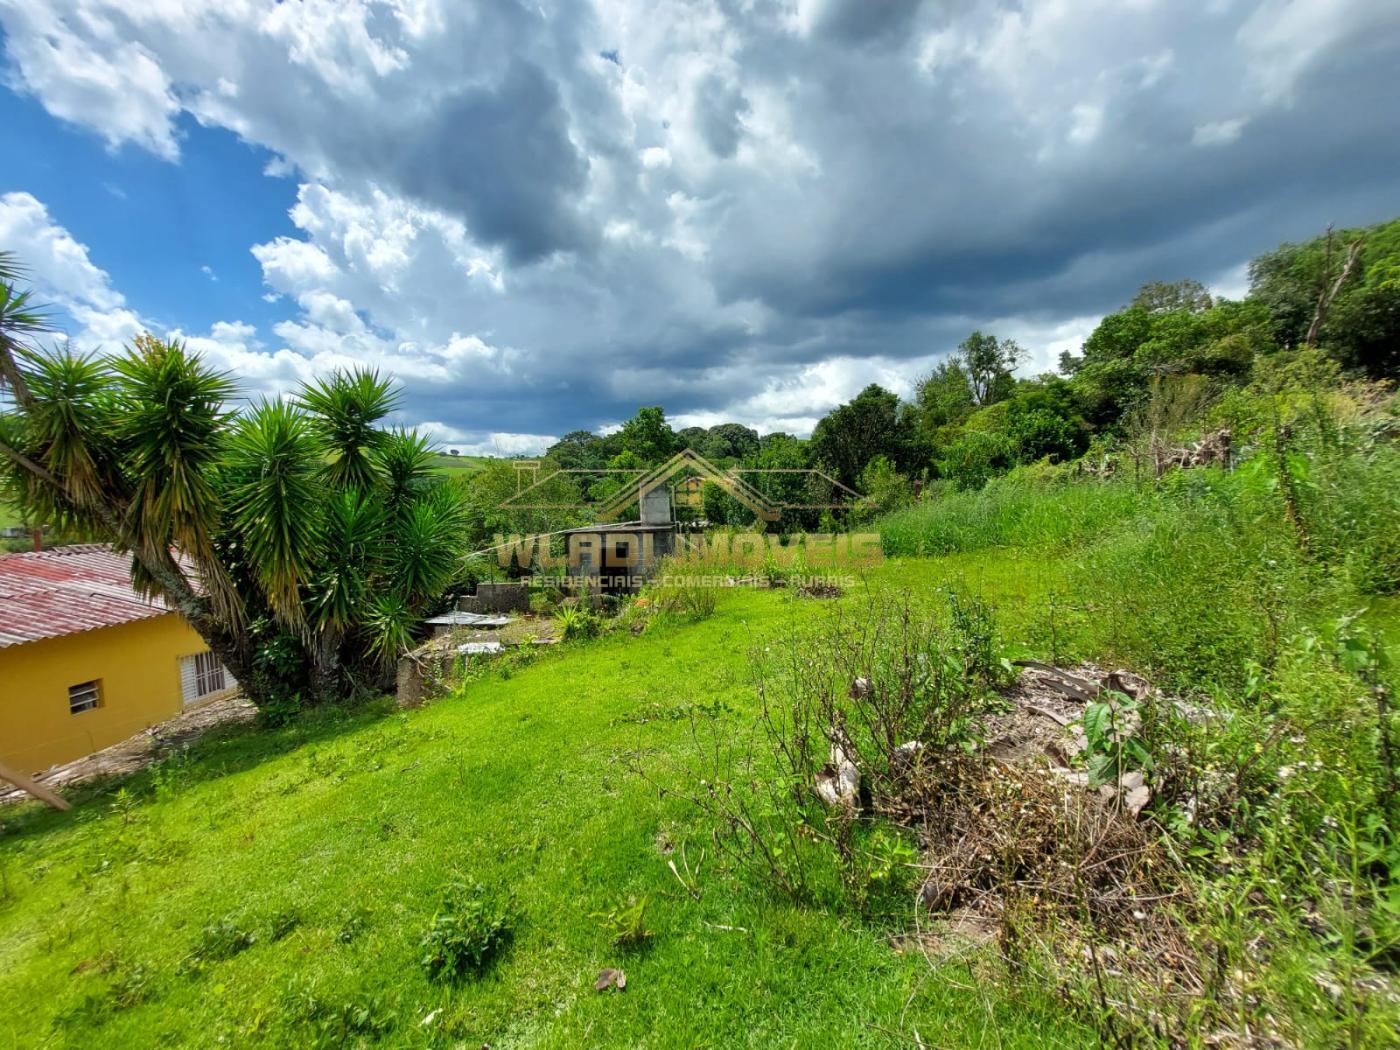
[618,406,677,465]
[1249,216,1400,377]
[808,384,917,488]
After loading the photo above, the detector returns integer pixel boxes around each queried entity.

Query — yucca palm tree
[0,251,54,403]
[0,259,471,715]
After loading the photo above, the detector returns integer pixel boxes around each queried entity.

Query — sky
[1,1,1398,456]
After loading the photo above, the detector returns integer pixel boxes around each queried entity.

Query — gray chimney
[639,483,672,525]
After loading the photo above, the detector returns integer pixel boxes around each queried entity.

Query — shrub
[555,605,598,641]
[663,588,1008,909]
[937,430,1016,490]
[591,896,652,948]
[647,558,720,621]
[181,917,257,974]
[283,981,396,1046]
[420,880,514,982]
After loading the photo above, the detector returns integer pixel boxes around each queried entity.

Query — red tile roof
[0,544,173,649]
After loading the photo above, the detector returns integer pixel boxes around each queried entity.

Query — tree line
[522,215,1400,523]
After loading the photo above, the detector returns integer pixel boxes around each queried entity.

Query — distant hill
[428,452,493,477]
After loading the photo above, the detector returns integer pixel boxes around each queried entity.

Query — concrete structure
[0,545,236,774]
[456,581,530,614]
[563,478,678,594]
[424,610,513,637]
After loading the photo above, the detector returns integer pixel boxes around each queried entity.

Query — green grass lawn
[0,500,22,529]
[0,563,1089,1049]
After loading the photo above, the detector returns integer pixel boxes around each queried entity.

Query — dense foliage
[0,270,469,716]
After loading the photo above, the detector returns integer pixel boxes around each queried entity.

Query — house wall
[0,614,217,774]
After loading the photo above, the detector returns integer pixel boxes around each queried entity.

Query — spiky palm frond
[309,489,384,635]
[16,346,124,513]
[388,496,466,607]
[227,398,325,627]
[363,592,416,669]
[421,473,472,533]
[0,251,30,285]
[375,427,437,519]
[0,254,56,401]
[297,368,397,492]
[112,335,236,567]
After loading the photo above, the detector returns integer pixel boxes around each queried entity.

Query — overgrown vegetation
[419,879,514,983]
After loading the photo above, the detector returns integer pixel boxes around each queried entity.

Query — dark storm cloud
[695,73,751,158]
[5,0,1400,440]
[397,62,593,263]
[813,0,928,44]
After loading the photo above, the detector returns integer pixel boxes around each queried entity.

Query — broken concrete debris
[816,731,861,813]
[396,610,559,707]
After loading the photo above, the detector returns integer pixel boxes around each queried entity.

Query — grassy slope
[0,567,1085,1049]
[428,453,492,478]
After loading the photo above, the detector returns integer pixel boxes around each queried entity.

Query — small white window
[180,652,230,705]
[69,680,101,714]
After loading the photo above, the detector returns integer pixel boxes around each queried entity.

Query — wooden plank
[1011,659,1102,704]
[0,761,71,811]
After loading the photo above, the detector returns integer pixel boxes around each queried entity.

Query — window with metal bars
[68,680,101,714]
[180,651,227,704]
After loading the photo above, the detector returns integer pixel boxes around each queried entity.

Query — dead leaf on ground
[594,967,627,991]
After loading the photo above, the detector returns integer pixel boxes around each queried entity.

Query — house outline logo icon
[499,447,867,522]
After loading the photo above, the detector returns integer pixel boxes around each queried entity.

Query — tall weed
[878,466,1154,556]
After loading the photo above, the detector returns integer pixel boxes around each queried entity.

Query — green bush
[555,605,598,640]
[937,430,1016,490]
[420,881,514,983]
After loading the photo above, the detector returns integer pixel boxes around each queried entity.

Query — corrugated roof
[0,545,172,649]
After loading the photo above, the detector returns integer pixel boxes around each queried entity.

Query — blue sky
[0,81,297,336]
[2,2,1398,454]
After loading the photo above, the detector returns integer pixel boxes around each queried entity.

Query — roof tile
[0,545,171,648]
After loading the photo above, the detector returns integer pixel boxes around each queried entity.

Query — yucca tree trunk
[311,630,344,703]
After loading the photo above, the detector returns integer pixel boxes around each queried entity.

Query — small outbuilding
[563,482,678,594]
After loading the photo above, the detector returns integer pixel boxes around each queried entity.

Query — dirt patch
[0,694,255,805]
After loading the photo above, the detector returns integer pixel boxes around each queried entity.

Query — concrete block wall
[457,581,531,614]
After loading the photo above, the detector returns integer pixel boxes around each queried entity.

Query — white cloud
[0,3,180,159]
[458,432,558,458]
[0,190,141,350]
[1209,262,1251,301]
[0,191,123,310]
[1193,117,1247,147]
[250,237,339,291]
[1068,103,1104,145]
[1240,0,1400,103]
[1,1,1398,440]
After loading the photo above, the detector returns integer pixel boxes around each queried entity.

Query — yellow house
[0,545,236,775]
